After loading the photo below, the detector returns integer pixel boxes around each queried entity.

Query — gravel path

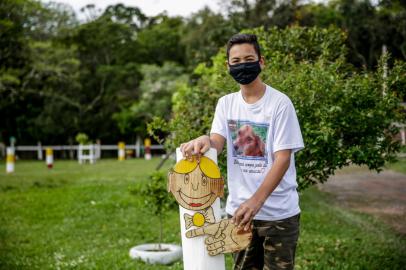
[318,166,406,236]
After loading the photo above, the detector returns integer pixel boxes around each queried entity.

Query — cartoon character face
[233,124,265,157]
[168,156,224,211]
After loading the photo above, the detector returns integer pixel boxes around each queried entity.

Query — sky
[41,0,222,20]
[41,0,332,22]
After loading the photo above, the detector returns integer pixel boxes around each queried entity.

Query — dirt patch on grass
[318,166,406,237]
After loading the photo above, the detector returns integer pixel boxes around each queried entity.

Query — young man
[180,33,304,270]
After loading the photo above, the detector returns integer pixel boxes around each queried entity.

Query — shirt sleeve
[210,98,227,139]
[272,99,304,153]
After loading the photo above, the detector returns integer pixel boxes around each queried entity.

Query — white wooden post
[118,142,125,161]
[135,136,141,158]
[176,147,226,270]
[6,147,15,173]
[95,140,101,159]
[37,142,43,160]
[144,138,151,160]
[46,148,53,169]
[69,143,75,160]
[78,144,83,164]
[90,144,96,164]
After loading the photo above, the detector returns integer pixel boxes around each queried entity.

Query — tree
[149,26,405,190]
[376,0,406,62]
[26,1,78,41]
[181,7,237,68]
[223,0,298,30]
[103,4,149,30]
[114,62,188,138]
[135,171,177,248]
[65,9,144,142]
[136,15,186,65]
[20,41,82,144]
[222,0,406,70]
[0,0,79,144]
[297,0,406,69]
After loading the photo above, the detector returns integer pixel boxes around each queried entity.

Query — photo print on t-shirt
[228,119,269,161]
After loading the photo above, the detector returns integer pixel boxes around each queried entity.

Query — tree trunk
[159,213,163,250]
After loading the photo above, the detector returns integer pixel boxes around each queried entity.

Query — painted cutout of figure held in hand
[168,155,252,256]
[186,219,252,256]
[168,156,224,211]
[184,207,216,229]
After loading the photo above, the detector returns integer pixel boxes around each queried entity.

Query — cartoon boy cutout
[168,156,224,228]
[168,155,252,256]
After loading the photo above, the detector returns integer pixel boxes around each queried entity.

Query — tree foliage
[114,62,188,137]
[137,170,178,245]
[1,0,405,146]
[149,26,405,190]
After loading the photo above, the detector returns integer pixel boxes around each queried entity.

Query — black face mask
[228,60,261,85]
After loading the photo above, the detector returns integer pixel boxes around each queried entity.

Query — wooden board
[185,219,252,256]
[169,152,252,258]
[184,206,216,229]
[168,155,224,211]
[175,148,225,269]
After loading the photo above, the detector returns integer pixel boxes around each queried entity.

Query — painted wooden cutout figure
[168,156,224,211]
[184,207,216,229]
[168,155,252,256]
[186,219,252,256]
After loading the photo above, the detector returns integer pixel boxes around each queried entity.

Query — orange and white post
[6,147,15,173]
[144,138,151,160]
[46,148,53,169]
[118,142,125,161]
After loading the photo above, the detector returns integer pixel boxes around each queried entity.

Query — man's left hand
[231,196,264,231]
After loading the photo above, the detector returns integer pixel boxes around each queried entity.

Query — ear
[225,60,230,71]
[259,56,265,69]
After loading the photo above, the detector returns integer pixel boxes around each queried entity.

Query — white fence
[78,144,98,164]
[11,144,165,160]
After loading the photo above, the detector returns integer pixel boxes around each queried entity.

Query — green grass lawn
[0,159,405,269]
[386,156,406,174]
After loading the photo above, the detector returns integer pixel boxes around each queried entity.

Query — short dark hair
[226,33,261,61]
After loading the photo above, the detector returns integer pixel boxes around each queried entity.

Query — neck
[240,78,266,104]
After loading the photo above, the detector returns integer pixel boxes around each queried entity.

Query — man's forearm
[209,139,222,155]
[230,149,292,229]
[252,152,291,203]
[209,134,225,156]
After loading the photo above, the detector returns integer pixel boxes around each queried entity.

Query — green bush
[136,171,177,245]
[75,132,91,145]
[149,26,405,190]
[140,171,177,217]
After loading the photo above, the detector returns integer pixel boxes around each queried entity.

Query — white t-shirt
[210,84,304,221]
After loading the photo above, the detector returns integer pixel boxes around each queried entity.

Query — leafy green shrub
[75,133,91,145]
[149,26,405,190]
[138,171,177,246]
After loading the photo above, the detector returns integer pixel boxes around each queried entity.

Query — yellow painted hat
[173,156,221,179]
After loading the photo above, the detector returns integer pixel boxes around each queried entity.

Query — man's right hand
[180,135,211,160]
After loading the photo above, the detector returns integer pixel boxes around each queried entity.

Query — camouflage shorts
[231,213,300,270]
